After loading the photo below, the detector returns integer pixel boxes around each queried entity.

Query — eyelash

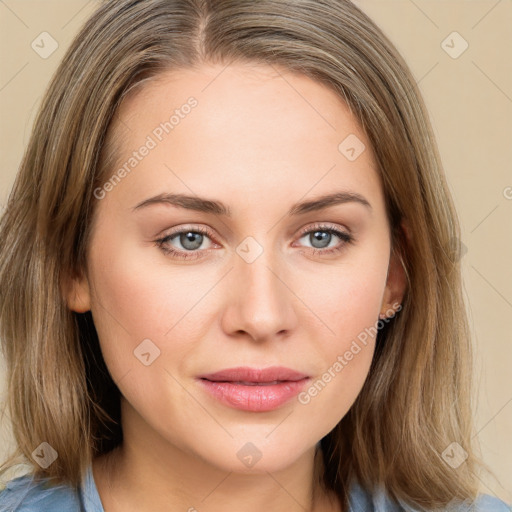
[155,223,354,261]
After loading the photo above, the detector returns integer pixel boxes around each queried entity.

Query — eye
[155,226,217,261]
[155,223,355,260]
[294,223,354,256]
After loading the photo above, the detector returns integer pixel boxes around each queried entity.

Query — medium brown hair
[0,0,490,509]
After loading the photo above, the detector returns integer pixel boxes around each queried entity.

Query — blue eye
[297,226,353,252]
[155,223,354,260]
[299,225,354,255]
[156,226,215,260]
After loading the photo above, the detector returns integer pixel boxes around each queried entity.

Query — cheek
[293,318,378,439]
[302,243,389,349]
[293,248,389,422]
[85,228,193,379]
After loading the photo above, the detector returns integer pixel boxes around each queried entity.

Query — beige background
[0,0,511,503]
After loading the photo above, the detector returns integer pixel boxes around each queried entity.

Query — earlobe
[61,271,91,313]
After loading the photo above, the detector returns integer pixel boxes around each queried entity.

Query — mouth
[198,366,309,383]
[207,380,286,386]
[196,366,310,412]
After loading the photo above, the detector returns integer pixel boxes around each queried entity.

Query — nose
[220,247,298,343]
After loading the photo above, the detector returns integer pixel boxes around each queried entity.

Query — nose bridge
[222,236,296,340]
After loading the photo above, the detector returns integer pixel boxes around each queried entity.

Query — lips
[197,366,310,412]
[198,366,308,384]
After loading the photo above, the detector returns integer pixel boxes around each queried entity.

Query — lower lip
[198,378,310,412]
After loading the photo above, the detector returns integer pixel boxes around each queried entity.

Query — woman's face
[69,63,404,473]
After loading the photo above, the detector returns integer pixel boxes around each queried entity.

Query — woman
[0,1,509,511]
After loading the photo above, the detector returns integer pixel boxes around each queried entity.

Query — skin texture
[66,63,406,512]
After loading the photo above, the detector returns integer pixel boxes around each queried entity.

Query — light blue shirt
[0,464,510,511]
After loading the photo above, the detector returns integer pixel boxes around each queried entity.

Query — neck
[92,400,340,512]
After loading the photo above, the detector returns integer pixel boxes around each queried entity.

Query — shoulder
[349,481,511,511]
[0,473,81,512]
[466,493,511,512]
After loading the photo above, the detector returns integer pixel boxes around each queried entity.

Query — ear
[379,220,408,319]
[61,269,91,313]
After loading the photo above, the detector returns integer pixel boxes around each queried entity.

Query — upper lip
[198,366,309,383]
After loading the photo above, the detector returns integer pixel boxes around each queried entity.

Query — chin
[189,433,317,475]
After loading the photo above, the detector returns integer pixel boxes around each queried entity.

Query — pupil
[181,232,202,250]
[311,231,330,249]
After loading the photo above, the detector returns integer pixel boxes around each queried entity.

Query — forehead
[100,63,384,216]
[116,62,367,145]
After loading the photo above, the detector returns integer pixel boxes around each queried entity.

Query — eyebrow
[132,191,372,216]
